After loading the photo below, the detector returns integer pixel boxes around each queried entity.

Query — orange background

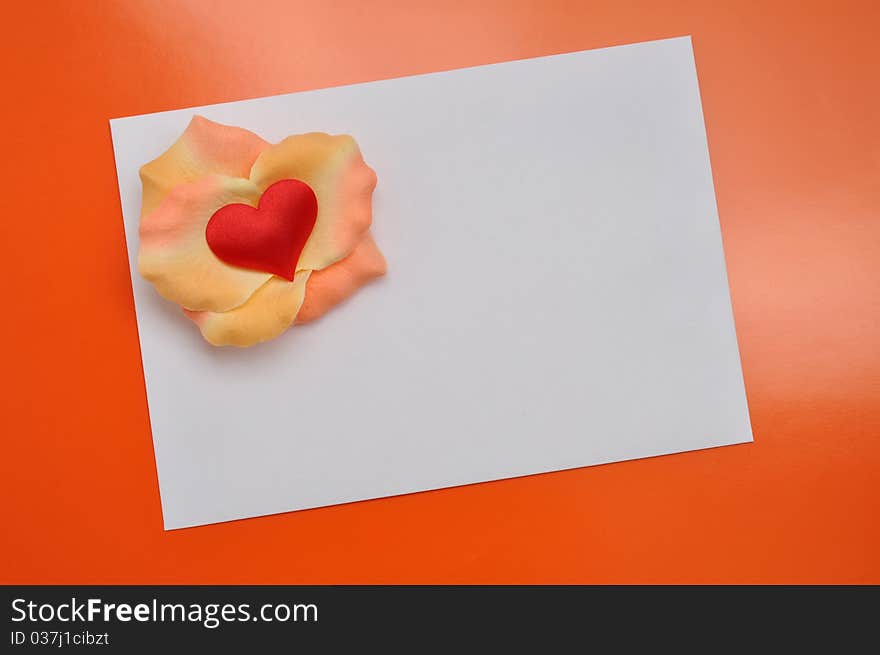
[1,0,878,583]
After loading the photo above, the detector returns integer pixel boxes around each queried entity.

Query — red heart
[206,179,318,281]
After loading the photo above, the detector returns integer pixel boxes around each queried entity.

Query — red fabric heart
[206,179,318,281]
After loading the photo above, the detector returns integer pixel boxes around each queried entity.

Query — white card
[111,36,752,529]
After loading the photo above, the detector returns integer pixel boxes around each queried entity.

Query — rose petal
[184,270,311,347]
[138,122,382,346]
[138,175,272,312]
[139,115,270,216]
[249,133,376,272]
[296,232,387,324]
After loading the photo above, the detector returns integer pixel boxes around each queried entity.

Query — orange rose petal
[139,121,384,347]
[139,115,270,216]
[184,270,311,347]
[296,232,387,324]
[249,133,376,272]
[138,175,272,312]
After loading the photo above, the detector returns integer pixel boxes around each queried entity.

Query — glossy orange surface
[1,0,878,583]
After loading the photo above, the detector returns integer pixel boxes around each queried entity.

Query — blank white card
[111,36,752,529]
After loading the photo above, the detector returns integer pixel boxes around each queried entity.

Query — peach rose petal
[184,271,311,347]
[139,116,270,216]
[138,175,273,313]
[296,232,387,324]
[249,134,376,272]
[137,119,385,347]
